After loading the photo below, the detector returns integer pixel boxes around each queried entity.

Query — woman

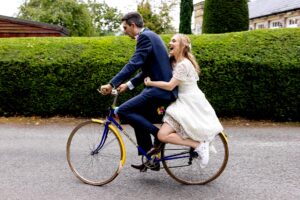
[144,34,223,168]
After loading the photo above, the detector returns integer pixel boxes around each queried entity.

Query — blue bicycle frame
[94,89,195,164]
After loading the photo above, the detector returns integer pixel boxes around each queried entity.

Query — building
[194,0,205,34]
[193,0,300,34]
[249,0,300,30]
[0,15,69,38]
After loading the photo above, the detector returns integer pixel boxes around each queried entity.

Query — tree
[158,1,177,33]
[87,0,122,36]
[138,0,161,33]
[202,0,249,33]
[137,0,175,34]
[18,0,94,36]
[179,0,193,34]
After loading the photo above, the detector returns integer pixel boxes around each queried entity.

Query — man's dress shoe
[131,162,160,172]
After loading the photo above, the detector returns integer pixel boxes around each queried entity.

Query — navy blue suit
[110,29,177,154]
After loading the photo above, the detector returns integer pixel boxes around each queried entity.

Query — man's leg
[117,94,160,154]
[133,126,153,154]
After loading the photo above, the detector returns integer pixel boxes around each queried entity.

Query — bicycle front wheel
[162,132,229,185]
[66,120,125,186]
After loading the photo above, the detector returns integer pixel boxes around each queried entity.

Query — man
[100,12,177,172]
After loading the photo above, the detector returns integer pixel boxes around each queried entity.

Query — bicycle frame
[93,89,194,163]
[92,107,154,161]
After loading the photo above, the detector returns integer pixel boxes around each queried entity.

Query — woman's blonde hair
[170,34,200,74]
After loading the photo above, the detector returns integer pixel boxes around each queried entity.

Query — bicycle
[66,89,229,186]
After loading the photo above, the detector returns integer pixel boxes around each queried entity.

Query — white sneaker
[195,142,209,168]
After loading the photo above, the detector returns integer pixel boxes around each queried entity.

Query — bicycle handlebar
[97,88,119,108]
[97,88,118,96]
[111,89,118,96]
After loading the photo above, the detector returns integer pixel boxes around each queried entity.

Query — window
[289,19,296,24]
[287,18,298,28]
[258,24,265,29]
[195,24,202,35]
[271,21,283,28]
[256,23,266,29]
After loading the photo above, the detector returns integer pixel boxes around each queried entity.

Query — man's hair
[121,12,144,28]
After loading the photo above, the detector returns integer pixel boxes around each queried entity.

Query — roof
[249,0,300,19]
[0,15,69,36]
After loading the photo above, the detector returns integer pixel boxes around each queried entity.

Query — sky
[0,0,136,17]
[0,0,203,29]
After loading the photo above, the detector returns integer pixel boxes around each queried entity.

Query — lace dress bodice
[173,59,200,94]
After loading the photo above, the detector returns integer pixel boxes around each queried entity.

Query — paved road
[0,121,299,200]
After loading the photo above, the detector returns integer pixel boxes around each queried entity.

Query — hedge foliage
[0,28,299,121]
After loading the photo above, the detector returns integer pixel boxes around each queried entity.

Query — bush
[0,28,299,121]
[190,28,300,121]
[0,36,137,117]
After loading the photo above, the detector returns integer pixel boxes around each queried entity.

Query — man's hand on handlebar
[99,83,127,95]
[117,83,128,93]
[100,84,112,95]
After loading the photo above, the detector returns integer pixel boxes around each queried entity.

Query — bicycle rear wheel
[162,132,229,185]
[66,120,125,186]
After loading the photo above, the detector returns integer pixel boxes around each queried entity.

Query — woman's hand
[144,77,152,86]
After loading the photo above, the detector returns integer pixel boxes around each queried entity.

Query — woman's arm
[144,77,180,91]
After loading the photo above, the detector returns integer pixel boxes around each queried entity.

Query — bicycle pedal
[144,160,160,169]
[145,163,160,171]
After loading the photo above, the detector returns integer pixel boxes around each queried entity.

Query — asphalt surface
[0,120,299,200]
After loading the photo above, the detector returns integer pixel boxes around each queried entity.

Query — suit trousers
[117,93,172,155]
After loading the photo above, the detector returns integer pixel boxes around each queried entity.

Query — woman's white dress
[163,58,223,142]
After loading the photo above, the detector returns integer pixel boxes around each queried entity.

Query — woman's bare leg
[158,123,200,149]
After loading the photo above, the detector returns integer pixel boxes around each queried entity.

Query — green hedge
[189,29,300,121]
[0,28,299,121]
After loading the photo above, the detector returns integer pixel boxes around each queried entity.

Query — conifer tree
[179,0,193,34]
[202,0,249,33]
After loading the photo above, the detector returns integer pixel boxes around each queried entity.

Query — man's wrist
[109,82,115,89]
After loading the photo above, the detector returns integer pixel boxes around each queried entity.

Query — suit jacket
[110,29,177,101]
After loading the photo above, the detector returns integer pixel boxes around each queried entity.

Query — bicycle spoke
[66,120,124,185]
[162,133,229,185]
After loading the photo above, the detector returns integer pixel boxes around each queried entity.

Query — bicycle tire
[162,132,229,185]
[66,120,125,186]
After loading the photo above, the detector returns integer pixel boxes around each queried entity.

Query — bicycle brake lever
[97,88,102,94]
